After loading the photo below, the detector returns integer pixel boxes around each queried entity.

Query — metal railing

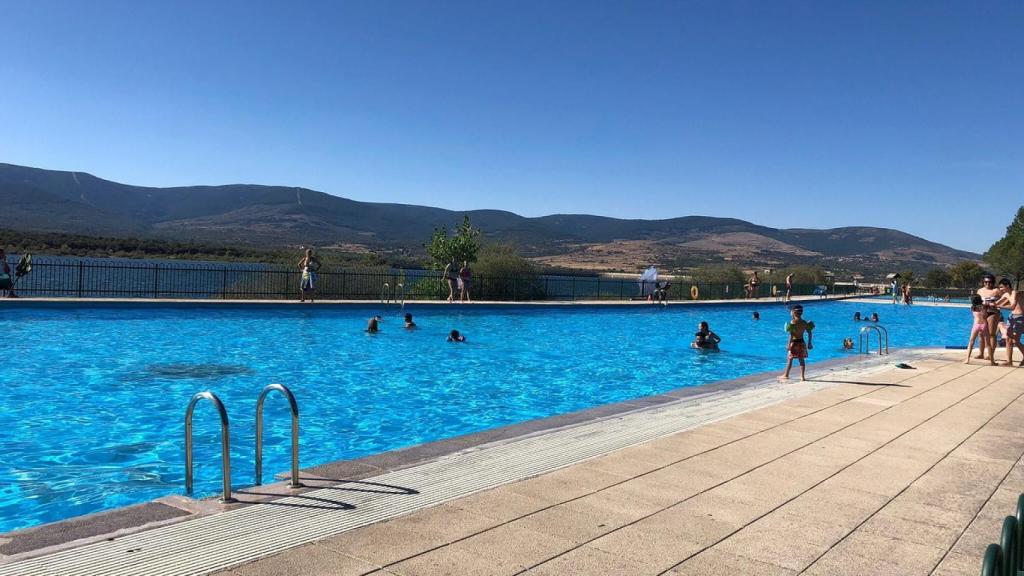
[255,384,301,489]
[858,325,889,355]
[4,257,866,302]
[184,391,236,503]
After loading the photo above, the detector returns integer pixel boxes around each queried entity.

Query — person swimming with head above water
[366,316,381,333]
[691,321,721,350]
[447,329,466,342]
[853,312,861,321]
[404,312,416,329]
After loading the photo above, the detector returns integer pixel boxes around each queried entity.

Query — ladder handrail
[184,391,236,503]
[874,325,889,354]
[858,325,887,356]
[396,282,405,309]
[380,282,391,304]
[255,384,302,488]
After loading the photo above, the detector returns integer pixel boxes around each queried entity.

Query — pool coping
[0,294,859,308]
[0,349,883,563]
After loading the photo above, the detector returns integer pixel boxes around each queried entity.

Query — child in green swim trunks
[780,305,815,381]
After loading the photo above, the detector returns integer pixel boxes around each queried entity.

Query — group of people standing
[294,249,474,304]
[890,277,913,305]
[443,260,472,304]
[966,274,1024,366]
[744,271,795,303]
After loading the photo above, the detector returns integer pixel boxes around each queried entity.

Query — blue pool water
[0,300,969,533]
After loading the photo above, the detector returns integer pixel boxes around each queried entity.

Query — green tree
[425,216,482,270]
[450,216,481,264]
[691,265,745,284]
[984,206,1024,288]
[949,261,984,289]
[425,226,455,270]
[897,270,917,286]
[472,243,544,300]
[473,243,538,278]
[767,265,826,285]
[924,267,951,289]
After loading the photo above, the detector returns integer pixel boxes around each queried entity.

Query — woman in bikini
[965,295,993,365]
[976,274,1002,361]
[442,261,458,303]
[459,261,473,303]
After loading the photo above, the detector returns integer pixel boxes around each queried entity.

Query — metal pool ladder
[381,282,405,310]
[858,325,889,355]
[185,391,236,503]
[255,383,302,488]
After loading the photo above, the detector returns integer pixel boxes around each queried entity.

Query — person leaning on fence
[459,261,473,303]
[298,248,321,303]
[655,281,671,304]
[0,248,15,298]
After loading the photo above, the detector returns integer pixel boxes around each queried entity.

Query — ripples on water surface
[0,301,967,532]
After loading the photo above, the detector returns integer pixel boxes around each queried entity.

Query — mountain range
[0,162,978,273]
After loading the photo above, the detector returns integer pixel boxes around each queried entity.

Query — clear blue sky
[1,1,1020,253]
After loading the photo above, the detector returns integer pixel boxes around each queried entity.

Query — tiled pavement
[212,354,1024,576]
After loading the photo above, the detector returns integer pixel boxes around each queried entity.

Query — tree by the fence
[425,216,481,269]
[924,267,952,289]
[985,206,1024,288]
[950,261,985,289]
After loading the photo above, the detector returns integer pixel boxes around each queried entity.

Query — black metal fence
[5,258,864,302]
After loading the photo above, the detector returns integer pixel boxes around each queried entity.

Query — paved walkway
[214,354,1024,576]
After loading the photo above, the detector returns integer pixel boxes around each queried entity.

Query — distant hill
[0,162,979,273]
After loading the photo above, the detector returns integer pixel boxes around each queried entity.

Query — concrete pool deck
[2,350,1021,575]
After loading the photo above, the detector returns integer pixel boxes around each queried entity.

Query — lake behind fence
[4,255,873,301]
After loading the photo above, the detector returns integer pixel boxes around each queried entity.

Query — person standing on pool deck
[298,248,321,303]
[780,305,814,381]
[784,273,794,303]
[443,260,458,303]
[0,248,14,298]
[977,274,1003,362]
[995,279,1024,366]
[746,271,760,299]
[965,295,993,365]
[459,260,472,303]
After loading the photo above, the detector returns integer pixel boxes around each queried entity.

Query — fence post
[544,277,549,300]
[619,279,624,300]
[77,261,84,298]
[153,264,159,299]
[221,267,228,299]
[571,277,576,302]
[596,277,601,301]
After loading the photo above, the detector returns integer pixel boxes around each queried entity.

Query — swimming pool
[0,300,969,532]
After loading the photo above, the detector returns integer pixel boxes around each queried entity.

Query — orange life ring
[690,285,699,300]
